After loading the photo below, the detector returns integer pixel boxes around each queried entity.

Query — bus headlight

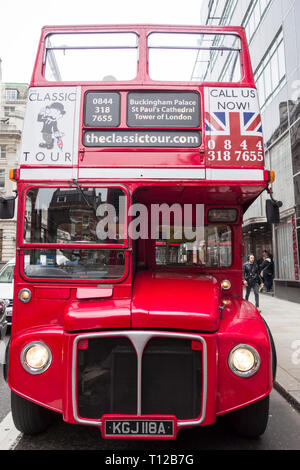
[21,342,52,374]
[228,344,260,377]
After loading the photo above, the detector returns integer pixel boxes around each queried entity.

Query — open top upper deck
[18,24,270,209]
[31,24,253,87]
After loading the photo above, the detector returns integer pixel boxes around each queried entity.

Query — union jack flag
[56,135,63,151]
[205,111,263,137]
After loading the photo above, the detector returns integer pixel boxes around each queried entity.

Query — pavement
[244,288,300,411]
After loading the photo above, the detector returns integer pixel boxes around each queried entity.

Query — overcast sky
[0,0,203,84]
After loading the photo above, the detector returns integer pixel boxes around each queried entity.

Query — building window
[5,89,18,101]
[0,230,3,260]
[0,170,5,189]
[4,106,15,117]
[206,0,238,26]
[275,217,297,280]
[244,0,272,44]
[219,0,238,26]
[270,134,294,210]
[206,0,221,25]
[82,215,90,226]
[254,30,286,110]
[0,146,6,160]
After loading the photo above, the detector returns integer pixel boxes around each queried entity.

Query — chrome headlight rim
[228,344,261,378]
[20,341,52,375]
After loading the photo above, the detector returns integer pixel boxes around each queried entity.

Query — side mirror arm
[266,185,282,208]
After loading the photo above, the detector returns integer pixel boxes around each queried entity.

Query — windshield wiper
[71,179,97,216]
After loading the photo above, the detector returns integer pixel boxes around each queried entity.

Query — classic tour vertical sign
[204,87,264,167]
[19,86,81,166]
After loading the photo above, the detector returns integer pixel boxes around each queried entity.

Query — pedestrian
[243,254,261,311]
[260,250,274,292]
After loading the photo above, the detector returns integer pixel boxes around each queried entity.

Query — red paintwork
[131,271,221,331]
[7,24,273,439]
[64,299,132,331]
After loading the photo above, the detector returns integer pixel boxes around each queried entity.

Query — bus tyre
[263,319,277,381]
[3,338,10,382]
[11,391,55,435]
[229,395,270,438]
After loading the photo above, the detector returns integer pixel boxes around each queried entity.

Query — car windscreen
[0,264,14,283]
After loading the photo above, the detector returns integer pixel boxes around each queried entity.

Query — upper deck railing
[31,24,254,87]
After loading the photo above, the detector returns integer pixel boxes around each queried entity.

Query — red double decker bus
[0,24,278,439]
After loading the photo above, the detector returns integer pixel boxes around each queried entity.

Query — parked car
[0,259,15,325]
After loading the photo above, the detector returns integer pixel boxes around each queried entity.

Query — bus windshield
[23,248,126,280]
[24,187,126,245]
[155,225,232,268]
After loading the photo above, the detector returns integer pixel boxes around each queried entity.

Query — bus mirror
[266,199,282,224]
[0,196,16,219]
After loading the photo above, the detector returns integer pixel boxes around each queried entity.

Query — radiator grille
[142,338,202,418]
[76,335,202,420]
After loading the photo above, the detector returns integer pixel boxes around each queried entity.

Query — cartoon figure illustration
[38,102,66,150]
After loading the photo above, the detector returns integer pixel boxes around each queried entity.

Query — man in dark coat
[243,254,261,310]
[260,250,274,292]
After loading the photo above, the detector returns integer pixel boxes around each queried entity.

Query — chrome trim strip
[71,330,207,429]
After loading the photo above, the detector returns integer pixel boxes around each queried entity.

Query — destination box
[127,92,200,128]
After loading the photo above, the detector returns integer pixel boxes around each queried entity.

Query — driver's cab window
[23,187,126,245]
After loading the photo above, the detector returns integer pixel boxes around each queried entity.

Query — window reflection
[254,30,286,111]
[155,225,232,268]
[23,249,125,280]
[24,187,126,244]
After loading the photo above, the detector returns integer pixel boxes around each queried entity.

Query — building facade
[0,73,27,264]
[200,0,300,302]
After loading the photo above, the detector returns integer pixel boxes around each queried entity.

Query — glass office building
[200,0,300,302]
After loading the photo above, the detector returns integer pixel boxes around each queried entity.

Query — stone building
[0,64,28,264]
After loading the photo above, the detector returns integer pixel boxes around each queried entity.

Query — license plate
[103,417,175,439]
